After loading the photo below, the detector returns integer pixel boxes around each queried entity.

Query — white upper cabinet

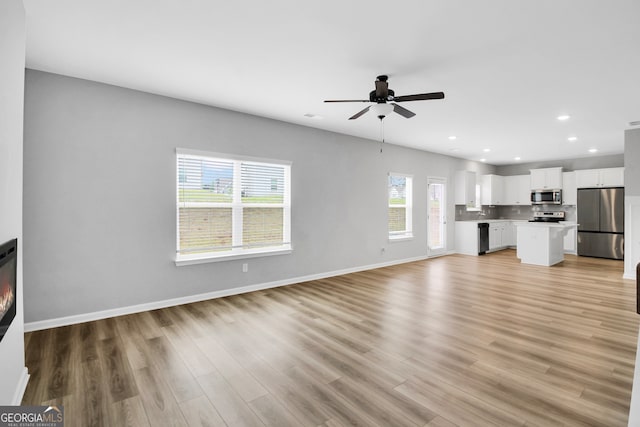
[455,170,477,207]
[503,175,531,205]
[562,171,577,205]
[530,167,563,190]
[481,174,504,205]
[575,167,624,188]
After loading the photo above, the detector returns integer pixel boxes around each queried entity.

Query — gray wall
[23,70,494,323]
[0,0,26,404]
[496,153,624,176]
[625,129,640,197]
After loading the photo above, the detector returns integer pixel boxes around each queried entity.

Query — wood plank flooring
[22,250,639,426]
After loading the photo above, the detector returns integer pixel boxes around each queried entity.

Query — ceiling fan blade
[348,106,371,120]
[393,92,445,102]
[392,103,416,118]
[375,80,389,98]
[324,99,370,103]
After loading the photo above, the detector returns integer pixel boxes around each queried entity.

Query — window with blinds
[176,149,291,262]
[388,173,413,239]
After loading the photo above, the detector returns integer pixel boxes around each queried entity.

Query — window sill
[388,234,414,242]
[175,246,292,267]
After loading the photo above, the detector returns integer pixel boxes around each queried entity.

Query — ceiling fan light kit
[325,75,444,121]
[370,103,394,120]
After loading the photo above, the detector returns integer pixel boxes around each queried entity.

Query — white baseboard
[12,368,29,405]
[624,196,640,284]
[24,255,430,332]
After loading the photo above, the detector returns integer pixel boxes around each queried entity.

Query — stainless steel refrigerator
[577,187,624,259]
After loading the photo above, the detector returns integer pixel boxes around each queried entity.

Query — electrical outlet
[381,247,386,255]
[242,263,248,273]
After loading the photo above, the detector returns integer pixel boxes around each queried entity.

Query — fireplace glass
[0,239,17,343]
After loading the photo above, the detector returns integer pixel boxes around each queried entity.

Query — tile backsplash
[455,205,499,221]
[455,205,576,222]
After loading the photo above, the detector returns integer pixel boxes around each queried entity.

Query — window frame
[175,148,292,266]
[388,172,414,241]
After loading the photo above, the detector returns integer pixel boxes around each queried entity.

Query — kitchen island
[514,222,578,266]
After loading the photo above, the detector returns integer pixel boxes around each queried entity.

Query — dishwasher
[478,223,489,255]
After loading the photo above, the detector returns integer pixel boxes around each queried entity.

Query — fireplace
[0,239,17,343]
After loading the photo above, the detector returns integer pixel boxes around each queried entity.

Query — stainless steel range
[529,211,565,223]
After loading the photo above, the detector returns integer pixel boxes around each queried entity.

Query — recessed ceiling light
[568,136,577,142]
[588,148,598,153]
[480,158,487,162]
[483,148,491,152]
[304,113,323,120]
[448,136,457,140]
[514,157,521,161]
[557,115,570,121]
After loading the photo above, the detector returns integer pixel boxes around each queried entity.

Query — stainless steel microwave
[531,189,562,205]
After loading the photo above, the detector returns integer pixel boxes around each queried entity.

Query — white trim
[176,147,292,166]
[388,173,413,238]
[24,254,431,332]
[388,172,414,179]
[176,246,292,266]
[624,196,640,280]
[427,176,448,257]
[11,368,29,405]
[427,251,452,259]
[388,235,414,242]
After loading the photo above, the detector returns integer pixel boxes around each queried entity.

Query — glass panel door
[427,177,447,256]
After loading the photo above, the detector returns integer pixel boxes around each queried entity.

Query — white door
[427,177,447,256]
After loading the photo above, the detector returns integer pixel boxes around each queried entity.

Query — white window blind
[176,149,291,262]
[388,173,413,239]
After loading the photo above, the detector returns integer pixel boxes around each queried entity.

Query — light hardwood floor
[22,250,639,426]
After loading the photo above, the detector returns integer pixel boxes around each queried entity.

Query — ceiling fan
[324,75,444,120]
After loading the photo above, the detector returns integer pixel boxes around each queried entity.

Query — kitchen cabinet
[489,223,501,250]
[575,167,624,188]
[503,222,516,246]
[562,171,577,205]
[481,174,504,205]
[515,222,577,266]
[503,175,532,205]
[530,167,563,190]
[455,221,479,255]
[563,227,577,253]
[455,170,477,207]
[489,221,514,250]
[456,220,519,255]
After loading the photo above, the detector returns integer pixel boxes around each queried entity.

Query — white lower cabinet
[503,222,516,246]
[455,221,480,255]
[489,223,502,250]
[563,227,577,253]
[456,220,519,255]
[489,221,516,251]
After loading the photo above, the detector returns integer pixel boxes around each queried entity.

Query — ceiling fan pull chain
[380,118,384,153]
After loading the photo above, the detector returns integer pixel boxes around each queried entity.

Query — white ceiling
[22,0,640,165]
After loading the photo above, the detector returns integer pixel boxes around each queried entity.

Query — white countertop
[514,221,577,228]
[457,219,576,226]
[455,219,529,223]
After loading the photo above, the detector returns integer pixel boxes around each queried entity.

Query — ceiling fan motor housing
[369,89,394,103]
